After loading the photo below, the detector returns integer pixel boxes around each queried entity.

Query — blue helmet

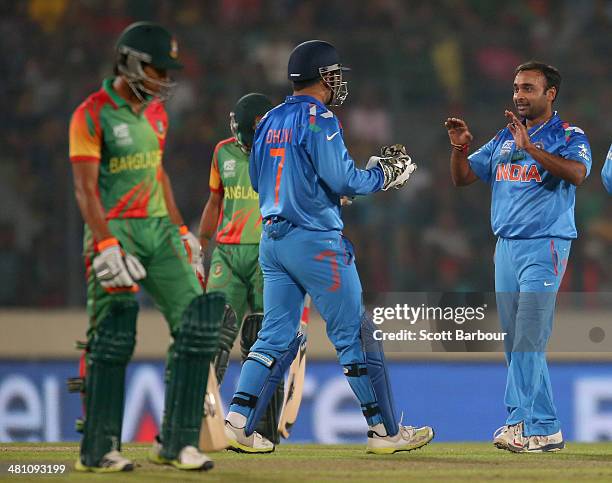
[287,40,350,106]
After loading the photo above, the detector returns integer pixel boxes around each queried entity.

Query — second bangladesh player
[198,93,284,443]
[200,93,272,326]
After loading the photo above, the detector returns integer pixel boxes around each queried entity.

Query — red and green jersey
[69,78,168,219]
[209,138,262,244]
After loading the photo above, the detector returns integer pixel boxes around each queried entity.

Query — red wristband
[451,142,470,153]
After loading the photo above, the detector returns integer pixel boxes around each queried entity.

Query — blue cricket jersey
[468,112,592,239]
[602,143,612,194]
[249,95,383,231]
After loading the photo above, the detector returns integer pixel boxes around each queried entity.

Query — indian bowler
[446,61,592,453]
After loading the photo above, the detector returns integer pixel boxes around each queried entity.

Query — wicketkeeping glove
[92,238,146,289]
[366,144,417,191]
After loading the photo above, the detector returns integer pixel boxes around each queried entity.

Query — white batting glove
[93,238,146,289]
[179,225,201,264]
[179,225,205,286]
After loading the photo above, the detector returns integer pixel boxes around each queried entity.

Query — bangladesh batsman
[69,22,223,472]
[198,93,285,443]
[446,61,592,453]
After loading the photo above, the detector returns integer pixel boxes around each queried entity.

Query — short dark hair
[514,61,561,101]
[292,77,321,91]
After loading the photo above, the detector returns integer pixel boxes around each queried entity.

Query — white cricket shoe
[75,450,134,473]
[493,422,524,450]
[148,437,213,471]
[508,429,565,453]
[175,446,214,470]
[366,423,434,454]
[224,420,275,454]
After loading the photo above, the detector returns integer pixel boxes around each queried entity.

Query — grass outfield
[1,443,612,482]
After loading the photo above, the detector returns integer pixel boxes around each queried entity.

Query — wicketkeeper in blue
[446,61,592,453]
[602,143,612,194]
[223,40,434,454]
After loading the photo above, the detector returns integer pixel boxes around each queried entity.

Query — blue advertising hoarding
[1,360,611,443]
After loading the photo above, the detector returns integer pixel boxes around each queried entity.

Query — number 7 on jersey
[270,147,286,205]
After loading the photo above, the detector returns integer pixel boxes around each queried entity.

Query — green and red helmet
[115,21,182,101]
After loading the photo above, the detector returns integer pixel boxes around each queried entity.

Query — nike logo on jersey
[496,163,542,183]
[544,282,554,286]
[326,132,340,141]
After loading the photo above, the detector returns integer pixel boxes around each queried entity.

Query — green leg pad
[213,305,238,384]
[160,292,225,459]
[80,301,138,467]
[240,314,284,444]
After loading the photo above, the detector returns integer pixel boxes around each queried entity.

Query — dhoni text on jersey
[265,129,293,144]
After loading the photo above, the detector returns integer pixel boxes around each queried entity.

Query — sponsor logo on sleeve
[578,144,590,161]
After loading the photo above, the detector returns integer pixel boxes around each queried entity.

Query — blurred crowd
[1,0,610,306]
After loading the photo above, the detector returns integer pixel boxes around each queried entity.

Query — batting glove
[179,225,205,286]
[93,237,146,289]
[179,225,201,263]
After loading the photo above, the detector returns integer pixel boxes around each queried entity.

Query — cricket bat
[199,364,228,452]
[277,294,311,439]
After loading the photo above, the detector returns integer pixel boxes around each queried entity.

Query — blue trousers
[495,236,571,436]
[229,219,383,426]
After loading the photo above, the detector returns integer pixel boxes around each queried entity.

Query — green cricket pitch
[1,443,612,482]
